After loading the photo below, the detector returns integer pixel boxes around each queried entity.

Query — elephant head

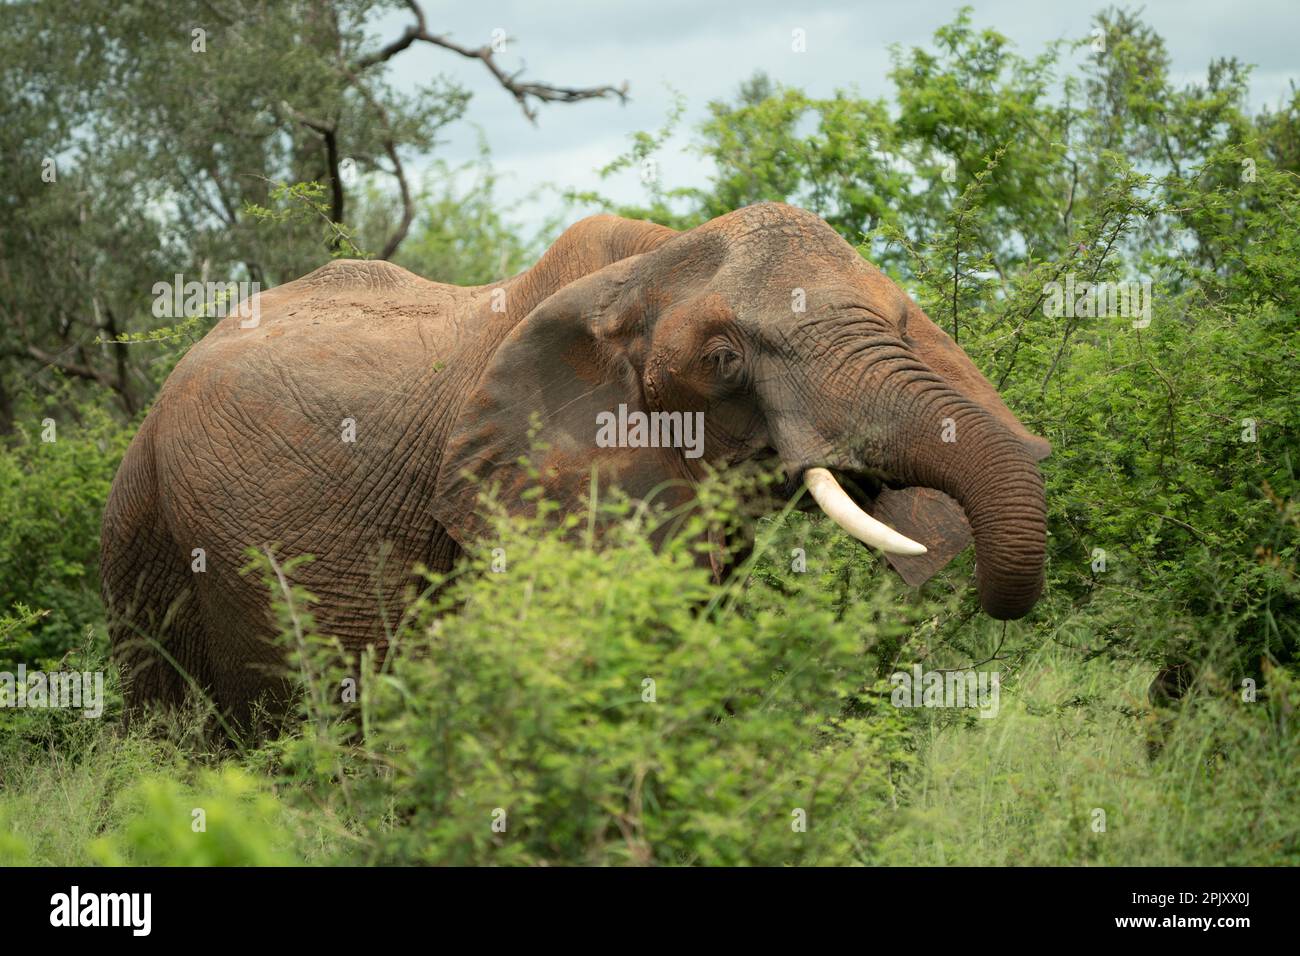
[433,202,1049,620]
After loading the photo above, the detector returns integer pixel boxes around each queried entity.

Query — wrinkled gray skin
[102,202,1048,728]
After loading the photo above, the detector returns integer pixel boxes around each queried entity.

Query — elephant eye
[706,344,744,381]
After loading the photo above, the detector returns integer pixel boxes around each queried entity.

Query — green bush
[0,402,131,667]
[262,481,918,865]
[90,766,299,866]
[2,477,1296,866]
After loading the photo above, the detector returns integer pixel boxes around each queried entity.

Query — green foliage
[891,647,1300,865]
[243,180,370,260]
[0,404,131,666]
[4,478,1296,867]
[261,478,914,865]
[387,149,545,286]
[90,767,299,866]
[561,91,705,230]
[0,0,520,419]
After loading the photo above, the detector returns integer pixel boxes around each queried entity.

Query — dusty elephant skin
[101,202,1049,728]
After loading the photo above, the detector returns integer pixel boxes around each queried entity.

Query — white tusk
[803,467,928,556]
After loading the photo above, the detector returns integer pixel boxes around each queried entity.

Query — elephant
[101,201,1049,728]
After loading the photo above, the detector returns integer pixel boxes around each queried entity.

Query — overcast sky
[376,1,1300,233]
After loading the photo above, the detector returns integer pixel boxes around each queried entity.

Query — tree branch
[353,0,627,124]
[378,136,413,260]
[281,102,346,229]
[20,343,119,390]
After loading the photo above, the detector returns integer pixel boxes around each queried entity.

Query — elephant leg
[102,431,216,727]
[104,541,208,723]
[103,523,215,726]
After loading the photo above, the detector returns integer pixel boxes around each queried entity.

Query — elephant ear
[877,301,1051,587]
[432,256,695,547]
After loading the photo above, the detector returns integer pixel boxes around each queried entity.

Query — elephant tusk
[803,467,928,556]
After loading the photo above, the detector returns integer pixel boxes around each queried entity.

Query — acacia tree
[0,0,626,423]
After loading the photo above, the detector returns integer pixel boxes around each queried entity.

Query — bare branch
[21,344,119,390]
[353,0,627,124]
[378,136,414,260]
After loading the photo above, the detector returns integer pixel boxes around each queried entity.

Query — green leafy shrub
[90,766,298,866]
[0,403,131,666]
[265,479,918,865]
[3,477,1296,866]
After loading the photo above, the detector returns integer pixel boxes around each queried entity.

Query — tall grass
[2,478,1295,865]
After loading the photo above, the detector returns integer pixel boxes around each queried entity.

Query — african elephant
[101,202,1049,727]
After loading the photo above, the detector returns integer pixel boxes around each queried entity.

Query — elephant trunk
[884,389,1047,620]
